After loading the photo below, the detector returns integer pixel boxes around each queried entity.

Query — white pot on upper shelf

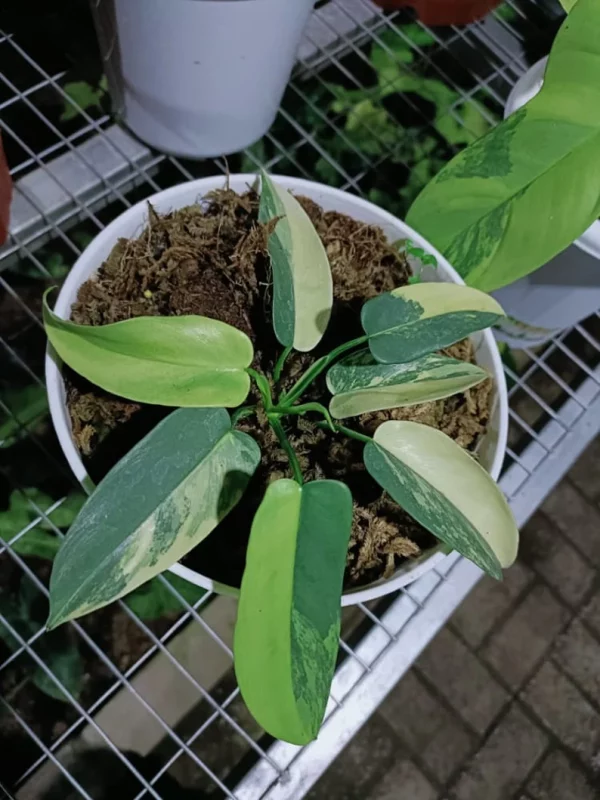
[493,57,600,348]
[90,0,315,158]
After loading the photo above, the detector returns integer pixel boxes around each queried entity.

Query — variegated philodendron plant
[44,172,518,746]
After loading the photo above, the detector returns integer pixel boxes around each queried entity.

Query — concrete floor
[309,437,600,800]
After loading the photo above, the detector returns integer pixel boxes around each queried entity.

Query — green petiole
[280,334,368,406]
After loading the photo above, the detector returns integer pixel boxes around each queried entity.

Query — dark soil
[66,188,491,589]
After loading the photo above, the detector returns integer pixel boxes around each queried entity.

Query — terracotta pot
[0,135,11,245]
[372,0,502,25]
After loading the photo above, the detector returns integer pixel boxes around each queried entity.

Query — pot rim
[45,173,509,607]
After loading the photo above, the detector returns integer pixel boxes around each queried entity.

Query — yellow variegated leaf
[235,479,352,745]
[44,293,253,407]
[259,173,333,352]
[364,421,518,578]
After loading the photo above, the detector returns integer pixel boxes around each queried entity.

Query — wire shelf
[1,1,599,798]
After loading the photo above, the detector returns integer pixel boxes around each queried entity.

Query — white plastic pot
[91,0,315,158]
[46,175,508,606]
[494,58,600,348]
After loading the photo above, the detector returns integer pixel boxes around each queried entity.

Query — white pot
[46,175,508,606]
[495,57,600,348]
[91,0,315,158]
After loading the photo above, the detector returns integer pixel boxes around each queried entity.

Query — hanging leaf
[362,283,503,364]
[259,172,333,352]
[327,349,487,419]
[0,581,84,703]
[235,479,353,745]
[364,421,518,579]
[406,0,600,291]
[47,408,260,629]
[44,293,253,408]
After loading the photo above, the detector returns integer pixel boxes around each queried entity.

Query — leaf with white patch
[327,349,487,419]
[362,283,503,364]
[47,408,260,629]
[235,479,352,745]
[44,293,253,407]
[259,172,333,352]
[364,421,518,579]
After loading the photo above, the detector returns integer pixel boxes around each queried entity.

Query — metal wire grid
[1,1,598,798]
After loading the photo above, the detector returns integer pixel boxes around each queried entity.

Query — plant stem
[268,415,303,485]
[246,367,273,410]
[273,345,293,383]
[272,402,335,431]
[280,334,369,406]
[316,420,372,445]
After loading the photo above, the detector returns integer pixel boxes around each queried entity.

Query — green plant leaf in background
[125,573,206,620]
[364,421,519,579]
[0,385,48,448]
[235,479,353,745]
[0,580,83,703]
[0,489,84,560]
[407,0,600,292]
[326,349,487,419]
[43,293,254,408]
[362,283,504,364]
[259,172,333,352]
[60,76,108,122]
[47,408,260,629]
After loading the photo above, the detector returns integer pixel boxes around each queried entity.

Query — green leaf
[125,573,206,620]
[0,385,48,447]
[9,529,61,560]
[0,489,84,560]
[259,172,333,352]
[364,421,519,579]
[43,293,253,407]
[234,479,353,745]
[406,0,600,292]
[60,77,107,122]
[361,283,504,364]
[47,408,260,629]
[0,581,84,703]
[33,642,84,702]
[327,349,487,419]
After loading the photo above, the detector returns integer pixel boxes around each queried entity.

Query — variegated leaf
[47,408,260,629]
[44,293,253,407]
[326,349,487,419]
[362,283,503,364]
[364,421,518,579]
[235,479,353,745]
[259,172,333,352]
[406,0,600,291]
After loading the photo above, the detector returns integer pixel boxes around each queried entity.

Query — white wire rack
[1,1,599,798]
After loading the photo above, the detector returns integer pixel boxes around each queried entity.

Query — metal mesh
[1,1,599,798]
